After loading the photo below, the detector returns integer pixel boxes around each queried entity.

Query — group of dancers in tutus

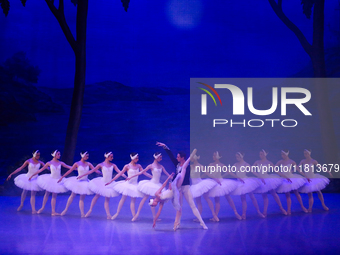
[7,142,332,230]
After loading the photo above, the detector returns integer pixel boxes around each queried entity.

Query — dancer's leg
[262,193,269,216]
[203,193,219,221]
[215,197,220,216]
[286,192,292,215]
[104,197,111,219]
[196,197,203,215]
[132,195,149,221]
[174,190,183,230]
[61,192,76,216]
[30,191,37,214]
[269,190,287,215]
[79,194,86,217]
[130,197,136,217]
[249,192,265,218]
[225,194,242,220]
[38,191,50,214]
[241,195,247,219]
[317,190,329,211]
[17,189,27,211]
[183,186,208,229]
[293,190,308,213]
[51,193,60,216]
[85,194,100,217]
[307,192,314,212]
[111,195,127,220]
[153,202,164,228]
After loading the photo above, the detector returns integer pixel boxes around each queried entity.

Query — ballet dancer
[58,151,99,217]
[275,150,308,215]
[230,152,265,219]
[6,150,44,213]
[150,172,176,228]
[29,150,71,215]
[190,153,219,222]
[128,152,171,222]
[77,152,127,219]
[156,142,208,230]
[206,151,241,221]
[298,149,332,212]
[252,149,287,216]
[106,153,152,220]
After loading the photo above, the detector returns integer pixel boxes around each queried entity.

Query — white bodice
[235,162,249,178]
[27,162,41,178]
[301,162,316,178]
[127,168,139,185]
[280,161,295,178]
[190,165,202,184]
[77,165,90,181]
[102,165,114,183]
[150,168,162,184]
[50,164,62,179]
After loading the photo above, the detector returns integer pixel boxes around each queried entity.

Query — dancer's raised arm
[156,141,177,167]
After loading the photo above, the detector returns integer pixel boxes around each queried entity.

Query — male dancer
[156,142,208,230]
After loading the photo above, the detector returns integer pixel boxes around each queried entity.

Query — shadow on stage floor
[0,193,339,254]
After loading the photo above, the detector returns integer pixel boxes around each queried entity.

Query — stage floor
[1,193,339,254]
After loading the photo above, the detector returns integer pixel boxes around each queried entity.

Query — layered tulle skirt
[230,178,261,196]
[64,177,93,195]
[209,179,238,197]
[14,174,43,191]
[89,177,120,197]
[276,174,307,193]
[113,181,143,198]
[298,174,330,193]
[137,180,163,196]
[254,174,283,193]
[190,179,217,198]
[37,174,68,193]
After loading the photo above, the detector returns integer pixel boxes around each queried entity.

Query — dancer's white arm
[126,164,152,181]
[161,166,171,177]
[58,162,78,183]
[113,164,127,179]
[7,160,29,181]
[275,160,292,182]
[106,165,129,185]
[77,163,102,179]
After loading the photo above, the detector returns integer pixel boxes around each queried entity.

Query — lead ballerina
[129,152,171,222]
[297,149,331,212]
[6,150,44,214]
[106,153,150,220]
[275,150,308,214]
[77,152,127,219]
[58,151,100,217]
[29,150,71,215]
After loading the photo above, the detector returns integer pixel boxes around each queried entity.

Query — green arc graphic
[199,88,217,106]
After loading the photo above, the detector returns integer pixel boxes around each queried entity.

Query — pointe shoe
[51,212,60,216]
[107,215,112,220]
[280,208,288,215]
[85,210,92,218]
[111,214,118,220]
[37,208,44,214]
[308,208,313,213]
[173,223,180,231]
[258,211,266,218]
[302,207,308,213]
[322,205,329,211]
[131,215,138,222]
[200,223,208,230]
[17,205,24,211]
[32,210,37,214]
[241,214,246,220]
[287,210,291,215]
[60,210,67,216]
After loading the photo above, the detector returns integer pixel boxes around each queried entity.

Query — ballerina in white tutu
[29,150,72,216]
[230,152,265,219]
[275,150,308,215]
[190,153,219,222]
[106,153,150,220]
[252,149,287,216]
[297,149,332,212]
[129,152,171,222]
[58,151,100,217]
[76,152,127,219]
[6,150,44,213]
[207,151,242,220]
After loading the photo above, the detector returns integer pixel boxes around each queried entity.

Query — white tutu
[64,177,93,195]
[209,179,238,197]
[299,174,330,193]
[160,189,174,200]
[254,174,283,193]
[37,174,68,193]
[138,180,163,196]
[276,174,307,193]
[89,177,120,197]
[14,174,43,191]
[230,178,261,196]
[190,179,217,198]
[113,181,144,198]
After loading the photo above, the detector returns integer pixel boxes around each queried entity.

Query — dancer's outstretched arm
[77,164,102,179]
[275,161,292,182]
[58,163,78,183]
[105,165,129,185]
[156,142,177,167]
[126,165,152,181]
[7,160,29,181]
[113,164,128,179]
[155,173,175,198]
